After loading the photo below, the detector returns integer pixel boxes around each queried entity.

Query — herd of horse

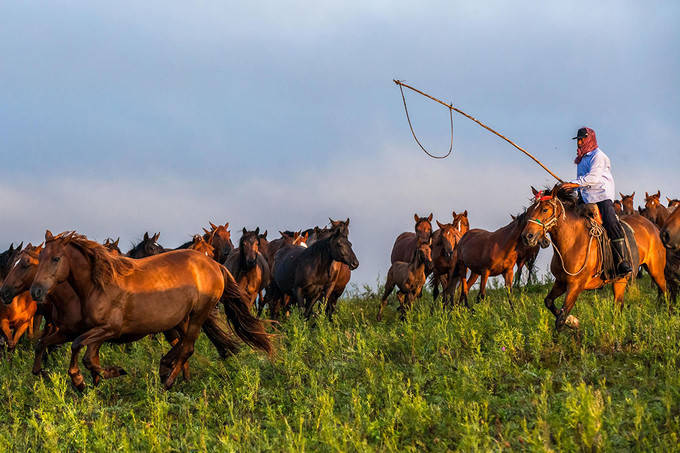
[1,187,679,392]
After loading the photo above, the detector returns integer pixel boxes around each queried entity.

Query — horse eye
[52,256,61,263]
[542,208,548,213]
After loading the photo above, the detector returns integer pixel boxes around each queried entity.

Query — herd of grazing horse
[1,187,679,392]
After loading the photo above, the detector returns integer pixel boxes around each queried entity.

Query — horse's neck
[492,220,524,254]
[307,240,334,269]
[549,210,588,253]
[66,246,96,301]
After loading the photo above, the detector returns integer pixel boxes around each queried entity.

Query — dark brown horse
[620,192,636,216]
[643,191,670,228]
[272,228,359,319]
[390,213,433,264]
[660,207,680,303]
[453,211,538,308]
[103,238,121,255]
[613,200,623,216]
[522,185,667,330]
[429,220,463,305]
[0,243,23,280]
[29,231,271,391]
[127,232,165,258]
[225,228,270,311]
[667,198,680,211]
[378,242,432,320]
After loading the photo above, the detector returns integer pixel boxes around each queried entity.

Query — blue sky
[1,1,679,286]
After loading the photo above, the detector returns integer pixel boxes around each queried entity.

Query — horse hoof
[73,381,86,393]
[565,315,580,329]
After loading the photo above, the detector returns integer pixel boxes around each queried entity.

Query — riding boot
[611,238,632,277]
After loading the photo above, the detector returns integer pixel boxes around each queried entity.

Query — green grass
[0,278,679,451]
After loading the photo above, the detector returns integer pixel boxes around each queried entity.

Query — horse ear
[531,186,539,196]
[645,192,649,199]
[620,192,624,199]
[656,190,661,198]
[203,227,211,234]
[414,213,419,222]
[462,210,467,217]
[436,220,445,229]
[262,230,267,239]
[427,213,433,222]
[154,233,161,241]
[210,222,218,230]
[224,222,229,229]
[303,232,309,240]
[16,242,23,252]
[511,214,516,220]
[144,232,149,241]
[114,238,120,247]
[255,227,260,236]
[667,197,672,203]
[345,218,349,226]
[45,230,54,241]
[631,192,635,198]
[242,227,247,235]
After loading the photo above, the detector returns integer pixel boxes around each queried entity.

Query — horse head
[0,243,42,304]
[329,229,359,270]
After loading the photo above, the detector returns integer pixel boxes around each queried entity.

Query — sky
[1,1,679,287]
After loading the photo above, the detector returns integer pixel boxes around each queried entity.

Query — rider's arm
[571,152,607,188]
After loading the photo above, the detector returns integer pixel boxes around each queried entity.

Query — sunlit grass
[0,277,678,451]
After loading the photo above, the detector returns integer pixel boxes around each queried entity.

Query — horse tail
[219,265,274,357]
[201,307,241,358]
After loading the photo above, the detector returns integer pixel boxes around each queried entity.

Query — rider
[565,127,632,277]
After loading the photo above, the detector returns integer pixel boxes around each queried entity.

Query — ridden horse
[378,242,432,321]
[429,221,463,305]
[522,185,667,330]
[453,211,540,309]
[620,192,636,216]
[391,213,433,265]
[272,228,359,319]
[224,228,270,311]
[643,191,670,228]
[127,232,165,258]
[660,207,680,303]
[28,231,272,391]
[103,238,122,255]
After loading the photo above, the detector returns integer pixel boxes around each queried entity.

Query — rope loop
[398,82,453,159]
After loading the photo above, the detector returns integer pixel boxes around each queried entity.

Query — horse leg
[555,286,582,330]
[32,328,69,376]
[477,271,490,303]
[10,321,31,350]
[514,261,524,289]
[159,341,183,384]
[163,321,202,390]
[431,272,440,303]
[397,292,406,321]
[82,342,125,386]
[0,319,12,350]
[459,271,471,309]
[377,277,395,321]
[612,279,627,310]
[503,268,515,311]
[30,314,43,340]
[544,281,566,317]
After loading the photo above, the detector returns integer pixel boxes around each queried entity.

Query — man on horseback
[562,127,632,277]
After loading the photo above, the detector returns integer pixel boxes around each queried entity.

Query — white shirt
[571,148,616,204]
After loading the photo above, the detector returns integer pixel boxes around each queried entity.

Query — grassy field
[0,277,678,452]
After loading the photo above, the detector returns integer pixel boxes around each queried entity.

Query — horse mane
[66,234,135,289]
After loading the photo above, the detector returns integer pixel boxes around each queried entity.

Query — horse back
[273,246,307,293]
[391,232,416,264]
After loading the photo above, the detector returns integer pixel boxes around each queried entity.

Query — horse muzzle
[0,286,15,305]
[349,258,359,271]
[30,284,47,303]
[522,232,538,248]
[539,237,551,249]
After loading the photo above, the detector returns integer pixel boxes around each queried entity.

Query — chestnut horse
[522,185,667,330]
[224,228,270,311]
[613,200,623,216]
[620,192,636,216]
[378,242,432,321]
[453,211,539,309]
[29,231,272,391]
[643,191,670,228]
[0,242,38,348]
[188,234,215,258]
[103,238,122,255]
[667,198,680,212]
[452,210,469,234]
[429,220,463,305]
[391,214,433,266]
[660,207,680,303]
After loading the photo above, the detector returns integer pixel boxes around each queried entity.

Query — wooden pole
[394,79,564,183]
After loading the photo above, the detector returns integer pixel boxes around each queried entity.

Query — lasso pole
[393,79,564,183]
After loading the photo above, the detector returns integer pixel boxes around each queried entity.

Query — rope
[394,79,564,183]
[398,82,453,159]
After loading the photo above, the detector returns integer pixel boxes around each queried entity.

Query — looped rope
[398,82,453,159]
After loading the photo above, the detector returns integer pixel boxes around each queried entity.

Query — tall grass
[0,278,678,451]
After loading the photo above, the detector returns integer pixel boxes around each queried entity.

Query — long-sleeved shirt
[571,147,616,203]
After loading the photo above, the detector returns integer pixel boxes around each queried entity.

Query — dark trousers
[597,199,625,240]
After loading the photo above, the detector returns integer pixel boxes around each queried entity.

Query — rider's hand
[558,182,580,191]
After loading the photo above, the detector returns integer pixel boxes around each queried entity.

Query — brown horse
[0,288,37,351]
[613,200,623,216]
[453,211,538,308]
[429,220,463,305]
[452,210,469,234]
[103,238,121,255]
[378,242,432,320]
[29,231,272,391]
[620,192,636,216]
[522,185,667,329]
[188,234,215,258]
[0,243,23,280]
[203,222,234,263]
[390,213,433,265]
[660,207,680,303]
[643,191,670,228]
[225,228,270,311]
[667,198,680,212]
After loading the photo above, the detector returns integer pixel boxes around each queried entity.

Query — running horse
[29,231,272,391]
[429,219,463,305]
[660,207,680,303]
[391,213,433,264]
[0,242,38,350]
[522,185,666,329]
[224,228,270,311]
[643,191,670,229]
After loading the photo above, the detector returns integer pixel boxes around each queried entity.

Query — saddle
[581,204,639,282]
